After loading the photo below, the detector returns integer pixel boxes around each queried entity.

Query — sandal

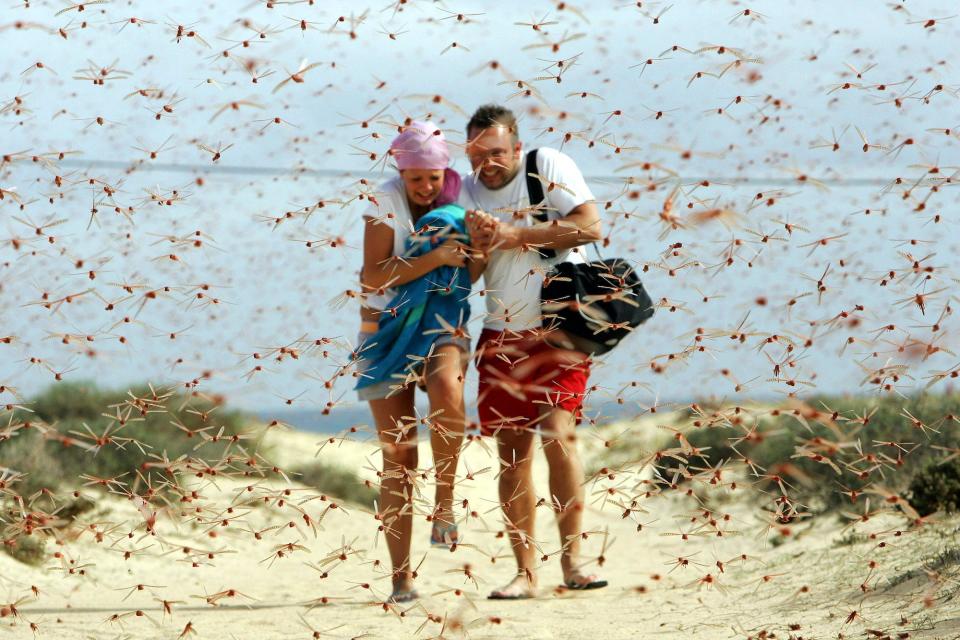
[430,522,459,547]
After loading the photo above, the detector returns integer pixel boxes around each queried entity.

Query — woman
[355,121,483,603]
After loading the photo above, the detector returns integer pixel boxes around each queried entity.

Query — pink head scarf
[390,121,450,170]
[390,121,461,206]
[434,168,461,207]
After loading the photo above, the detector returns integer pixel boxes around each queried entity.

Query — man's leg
[540,405,596,584]
[489,427,539,598]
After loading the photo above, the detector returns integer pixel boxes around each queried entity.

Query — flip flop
[487,589,534,600]
[387,588,419,604]
[562,577,608,591]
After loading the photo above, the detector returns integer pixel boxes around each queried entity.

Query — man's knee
[540,412,578,450]
[542,437,582,468]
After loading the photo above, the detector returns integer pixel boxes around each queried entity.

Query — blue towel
[356,204,471,391]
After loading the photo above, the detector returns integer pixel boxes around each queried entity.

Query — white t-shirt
[360,175,415,312]
[458,147,594,331]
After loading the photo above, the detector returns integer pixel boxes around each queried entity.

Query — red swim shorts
[474,328,591,436]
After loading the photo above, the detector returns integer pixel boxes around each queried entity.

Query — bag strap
[589,241,604,261]
[525,148,546,218]
[526,148,605,263]
[525,148,557,259]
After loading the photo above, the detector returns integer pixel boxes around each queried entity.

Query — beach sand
[3,419,959,640]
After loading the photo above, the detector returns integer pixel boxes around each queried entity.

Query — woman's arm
[464,209,492,282]
[467,250,487,284]
[361,218,467,292]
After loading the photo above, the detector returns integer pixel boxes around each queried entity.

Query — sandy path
[3,423,960,639]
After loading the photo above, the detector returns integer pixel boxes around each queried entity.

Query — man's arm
[487,201,602,252]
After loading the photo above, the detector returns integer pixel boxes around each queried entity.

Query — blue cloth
[355,204,471,391]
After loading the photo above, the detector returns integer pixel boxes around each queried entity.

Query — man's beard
[482,163,520,191]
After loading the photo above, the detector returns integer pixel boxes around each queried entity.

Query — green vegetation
[606,393,960,515]
[291,460,379,507]
[0,381,376,564]
[2,534,47,566]
[0,380,252,498]
[908,458,960,516]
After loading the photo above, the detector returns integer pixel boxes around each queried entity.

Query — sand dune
[3,422,959,640]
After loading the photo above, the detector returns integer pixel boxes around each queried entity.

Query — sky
[1,0,958,417]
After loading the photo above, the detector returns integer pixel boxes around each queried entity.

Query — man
[459,104,607,599]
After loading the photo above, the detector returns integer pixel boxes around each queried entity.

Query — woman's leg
[369,384,418,595]
[423,343,468,538]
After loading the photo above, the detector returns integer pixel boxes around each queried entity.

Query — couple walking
[355,104,605,603]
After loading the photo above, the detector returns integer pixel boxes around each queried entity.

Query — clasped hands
[431,210,520,268]
[428,210,494,268]
[466,209,521,253]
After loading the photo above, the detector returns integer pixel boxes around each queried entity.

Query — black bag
[540,258,654,355]
[526,149,654,355]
